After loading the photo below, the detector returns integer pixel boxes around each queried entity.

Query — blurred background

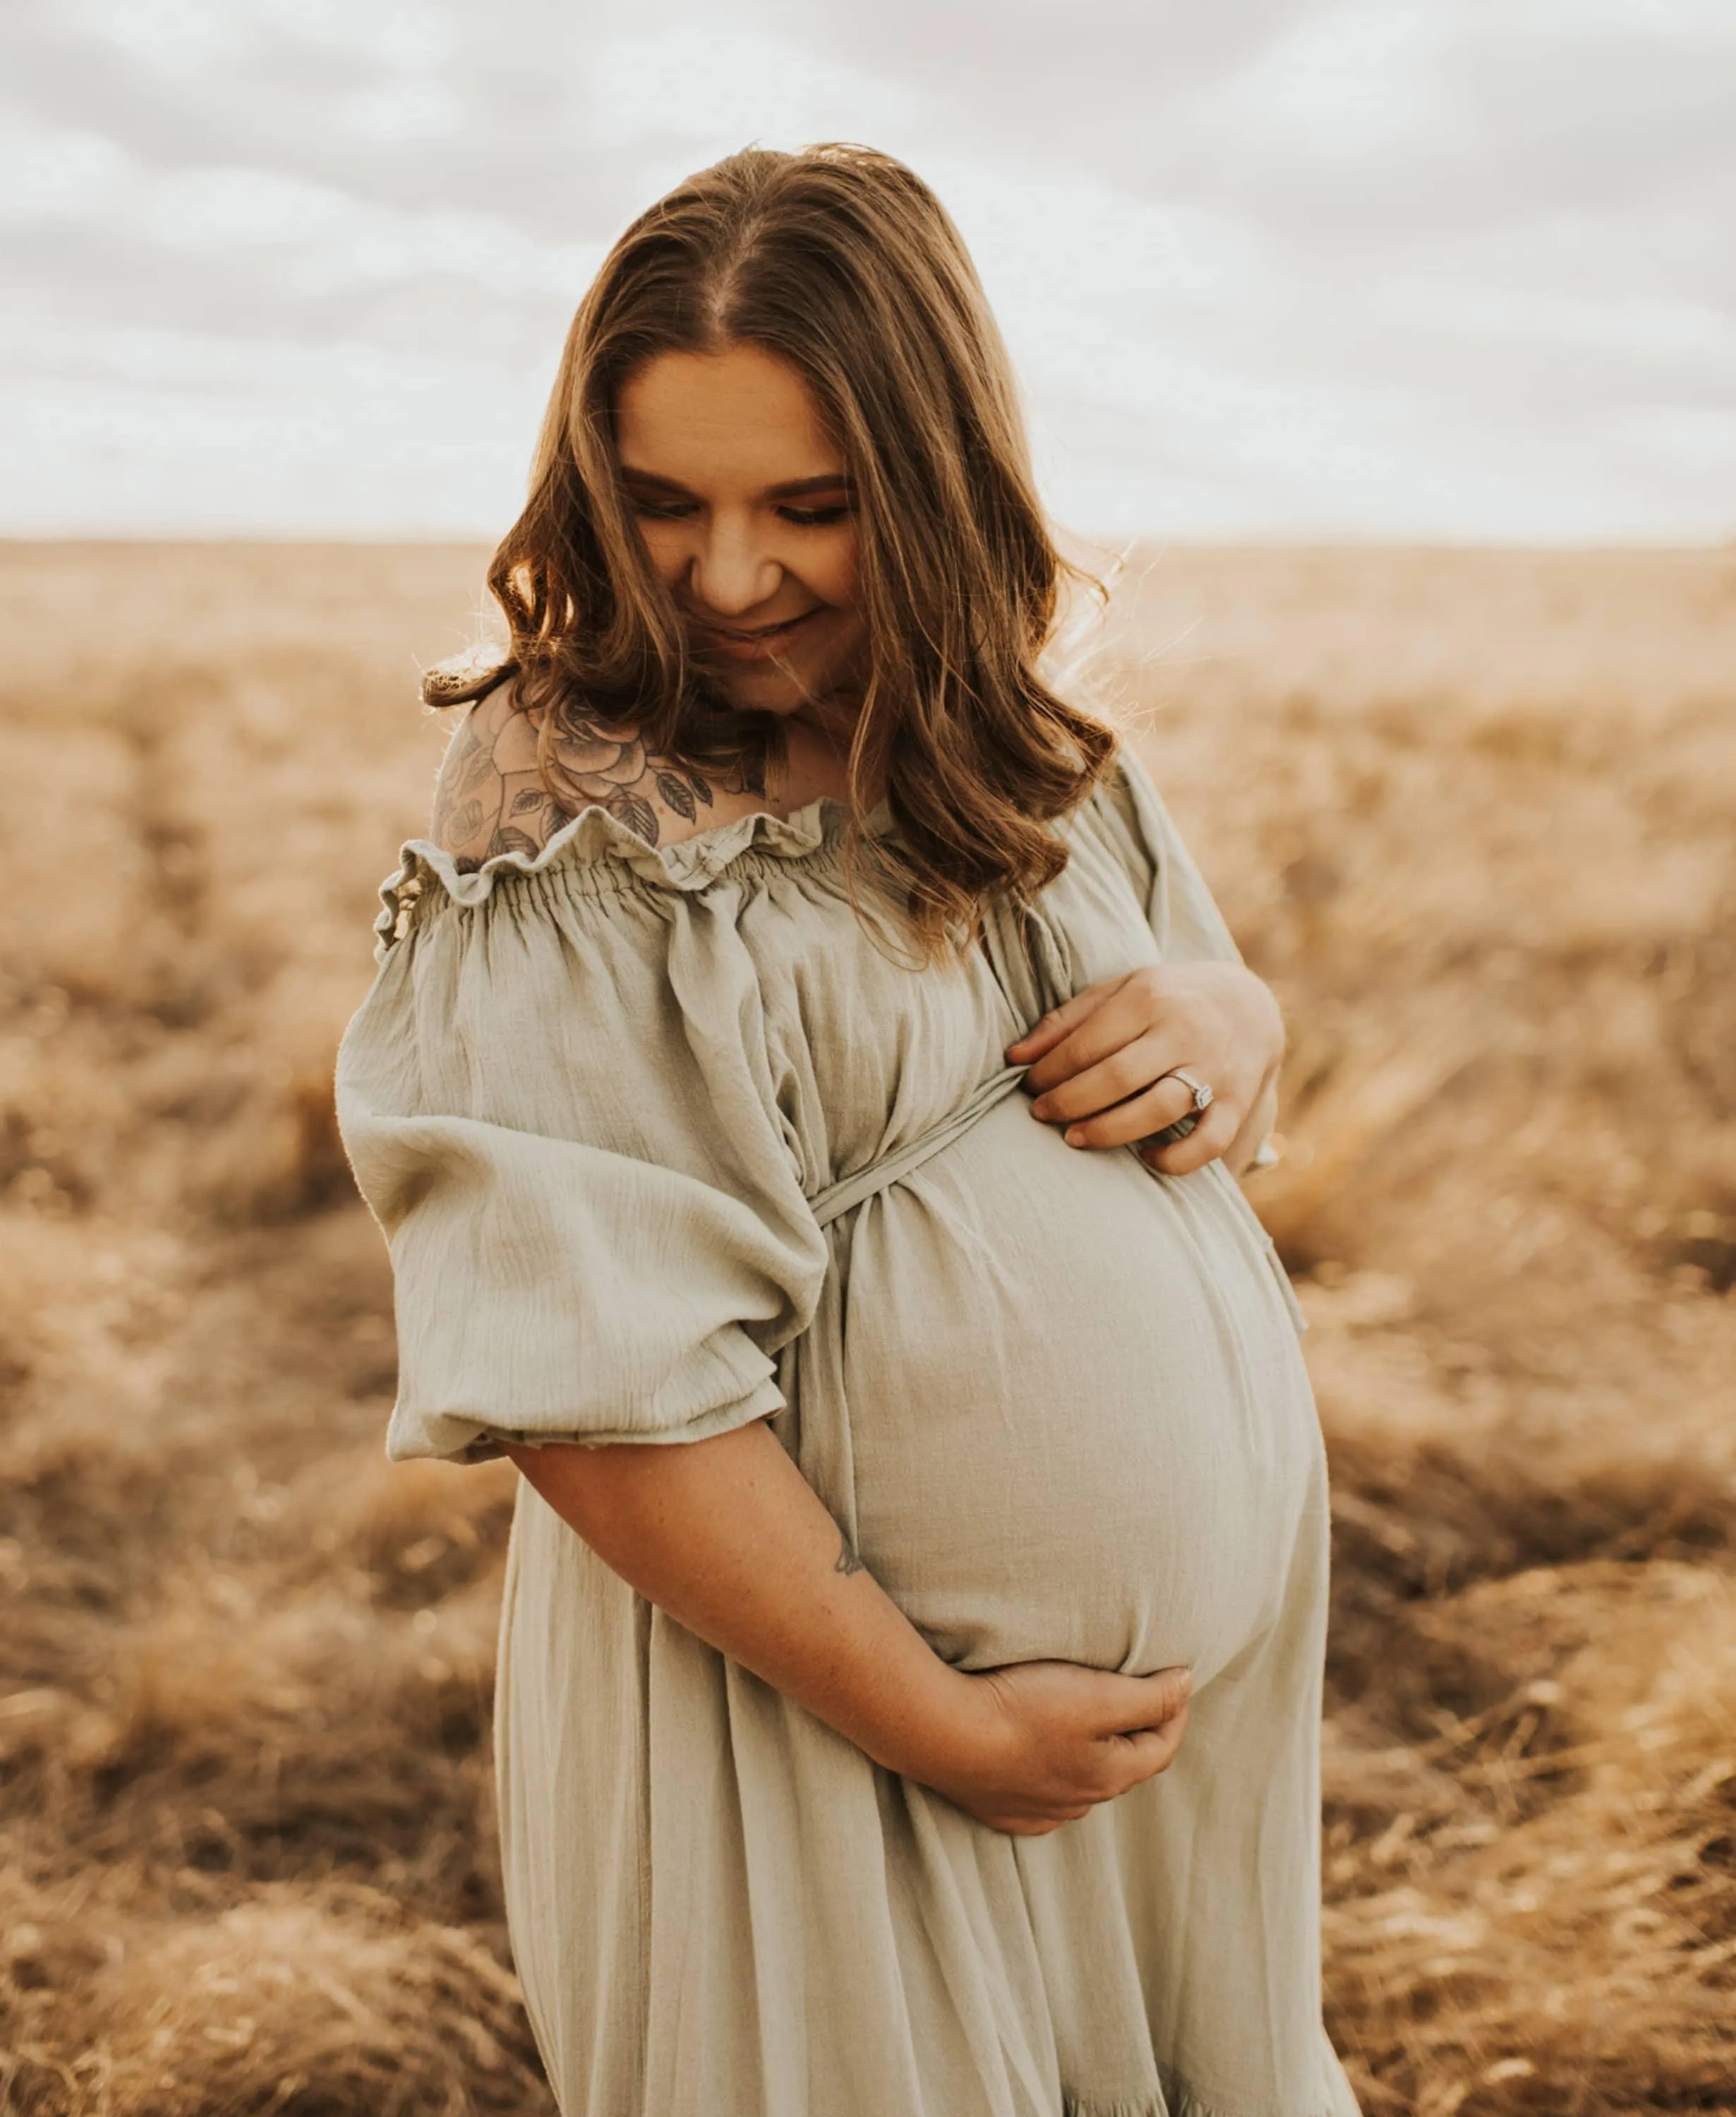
[2,5,1733,2114]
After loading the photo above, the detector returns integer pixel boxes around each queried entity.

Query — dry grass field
[0,539,1732,2114]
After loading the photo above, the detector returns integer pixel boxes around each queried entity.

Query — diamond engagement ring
[1138,1068,1214,1150]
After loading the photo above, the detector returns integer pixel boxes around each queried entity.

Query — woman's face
[615,343,867,723]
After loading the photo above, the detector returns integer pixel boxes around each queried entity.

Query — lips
[693,608,821,663]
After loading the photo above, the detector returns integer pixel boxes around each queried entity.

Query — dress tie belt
[807,1063,1031,1231]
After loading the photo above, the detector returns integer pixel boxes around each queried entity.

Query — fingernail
[1064,1125,1085,1147]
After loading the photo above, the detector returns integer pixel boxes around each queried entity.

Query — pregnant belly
[836,1093,1319,1684]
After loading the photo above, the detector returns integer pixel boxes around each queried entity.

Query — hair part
[428,141,1116,960]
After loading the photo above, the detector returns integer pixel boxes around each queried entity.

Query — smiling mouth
[694,609,821,661]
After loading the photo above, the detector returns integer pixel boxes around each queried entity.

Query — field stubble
[0,541,1731,2113]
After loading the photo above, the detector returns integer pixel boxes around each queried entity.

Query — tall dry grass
[0,541,1731,2114]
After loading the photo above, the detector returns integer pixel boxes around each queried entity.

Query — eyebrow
[618,466,852,500]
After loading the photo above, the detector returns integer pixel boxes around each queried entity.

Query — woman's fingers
[1019,983,1250,1149]
[1022,1008,1153,1096]
[1046,1063,1217,1148]
[1136,1095,1241,1176]
[1037,1061,1251,1157]
[1017,965,1215,1095]
[1005,979,1120,1065]
[1026,1023,1171,1124]
[1094,1664,1193,1735]
[1105,1706,1191,1787]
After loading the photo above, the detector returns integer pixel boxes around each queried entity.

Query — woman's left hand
[1006,961,1284,1176]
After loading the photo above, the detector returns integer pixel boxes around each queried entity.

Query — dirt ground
[1,540,1731,2114]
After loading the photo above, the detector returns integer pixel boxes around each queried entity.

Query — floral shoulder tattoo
[430,690,766,871]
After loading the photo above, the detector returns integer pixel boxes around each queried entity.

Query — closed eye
[624,494,851,529]
[778,504,851,527]
[628,497,700,521]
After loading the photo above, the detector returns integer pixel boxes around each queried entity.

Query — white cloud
[1610,404,1736,476]
[339,78,467,143]
[66,0,246,74]
[1377,274,1736,373]
[3,124,133,219]
[1195,1,1471,169]
[2,116,603,303]
[587,26,924,150]
[0,313,545,536]
[246,0,460,69]
[139,167,605,302]
[926,155,1279,325]
[145,165,356,248]
[70,0,460,74]
[1505,0,1736,52]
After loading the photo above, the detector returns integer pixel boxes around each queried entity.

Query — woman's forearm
[502,1419,971,1779]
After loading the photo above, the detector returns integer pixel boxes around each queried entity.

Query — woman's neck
[772,708,881,812]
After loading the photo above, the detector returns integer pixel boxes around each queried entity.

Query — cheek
[805,529,859,610]
[634,521,689,589]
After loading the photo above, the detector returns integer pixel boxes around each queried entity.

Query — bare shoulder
[429,683,768,868]
[429,682,560,869]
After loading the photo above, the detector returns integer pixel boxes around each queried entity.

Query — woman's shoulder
[427,679,556,869]
[372,689,866,963]
[427,679,774,872]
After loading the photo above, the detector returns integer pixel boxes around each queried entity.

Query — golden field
[0,539,1731,2114]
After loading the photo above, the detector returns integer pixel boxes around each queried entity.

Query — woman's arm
[504,1419,1192,1835]
[506,1420,957,1771]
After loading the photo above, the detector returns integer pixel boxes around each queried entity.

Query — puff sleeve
[1092,740,1245,967]
[334,840,829,1465]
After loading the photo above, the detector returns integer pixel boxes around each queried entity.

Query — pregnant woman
[337,144,1360,2117]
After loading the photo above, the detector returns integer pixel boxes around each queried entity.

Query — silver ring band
[1166,1068,1214,1114]
[1137,1068,1215,1150]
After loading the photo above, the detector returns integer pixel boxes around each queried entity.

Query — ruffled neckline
[375,791,896,950]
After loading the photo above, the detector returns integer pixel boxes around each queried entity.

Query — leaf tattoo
[446,797,484,846]
[454,739,496,795]
[607,792,660,845]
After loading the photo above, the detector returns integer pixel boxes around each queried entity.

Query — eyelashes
[627,499,852,529]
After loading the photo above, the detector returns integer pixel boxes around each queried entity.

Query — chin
[712,668,822,719]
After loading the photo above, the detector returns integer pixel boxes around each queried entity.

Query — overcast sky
[4,0,1733,542]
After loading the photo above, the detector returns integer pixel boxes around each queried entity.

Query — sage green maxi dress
[334,740,1360,2117]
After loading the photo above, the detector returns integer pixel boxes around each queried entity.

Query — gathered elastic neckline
[374,790,897,951]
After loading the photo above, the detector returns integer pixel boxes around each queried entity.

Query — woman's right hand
[910,1660,1193,1835]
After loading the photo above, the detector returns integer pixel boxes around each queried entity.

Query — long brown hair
[430,142,1115,958]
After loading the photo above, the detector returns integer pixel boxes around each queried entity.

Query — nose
[688,516,782,618]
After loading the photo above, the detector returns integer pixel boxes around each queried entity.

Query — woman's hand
[1007,961,1284,1176]
[912,1660,1193,1836]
